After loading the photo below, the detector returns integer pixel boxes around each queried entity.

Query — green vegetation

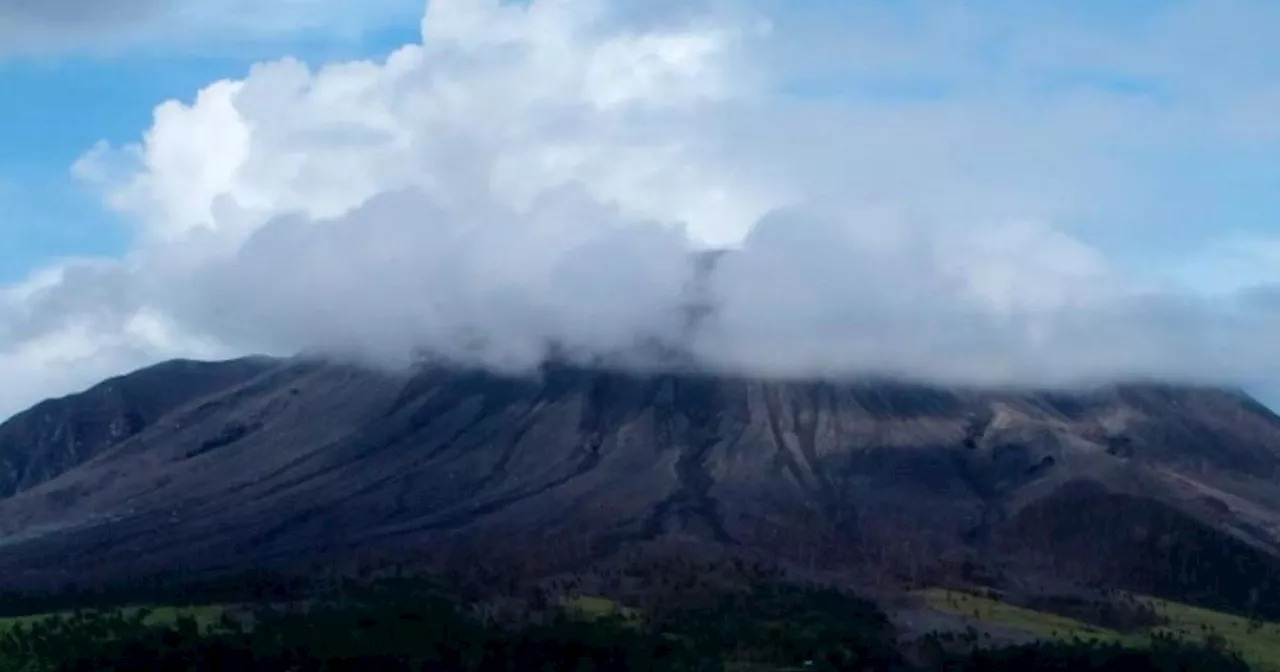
[920,589,1134,644]
[0,605,226,637]
[563,595,641,622]
[0,572,1257,671]
[936,637,1251,672]
[922,588,1280,672]
[647,584,902,670]
[1144,596,1280,672]
[0,569,314,619]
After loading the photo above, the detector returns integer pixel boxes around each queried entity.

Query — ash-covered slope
[0,357,277,499]
[2,356,1280,610]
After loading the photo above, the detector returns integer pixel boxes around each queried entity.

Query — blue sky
[4,0,1280,417]
[3,0,1279,287]
[1,15,420,283]
[1,56,224,281]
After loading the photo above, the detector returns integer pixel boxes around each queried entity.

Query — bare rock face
[0,358,277,499]
[2,356,1280,612]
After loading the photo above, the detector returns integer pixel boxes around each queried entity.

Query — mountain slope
[2,357,1280,610]
[0,357,277,499]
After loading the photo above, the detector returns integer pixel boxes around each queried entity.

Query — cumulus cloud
[5,0,1280,417]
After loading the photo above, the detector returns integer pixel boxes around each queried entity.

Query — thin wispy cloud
[0,0,418,57]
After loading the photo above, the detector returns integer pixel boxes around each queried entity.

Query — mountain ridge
[0,357,279,499]
[2,356,1280,615]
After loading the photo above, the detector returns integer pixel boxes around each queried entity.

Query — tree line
[0,572,1254,671]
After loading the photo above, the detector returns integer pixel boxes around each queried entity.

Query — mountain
[0,358,277,500]
[3,356,1280,614]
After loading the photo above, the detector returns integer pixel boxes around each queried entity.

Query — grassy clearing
[1142,597,1280,672]
[562,595,640,622]
[918,589,1133,644]
[920,589,1280,672]
[0,604,228,636]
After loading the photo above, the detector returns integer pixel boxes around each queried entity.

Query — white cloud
[0,259,229,414]
[76,0,760,248]
[5,0,1280,418]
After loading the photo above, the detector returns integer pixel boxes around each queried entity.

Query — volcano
[3,356,1280,614]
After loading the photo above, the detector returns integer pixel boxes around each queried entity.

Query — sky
[2,0,1280,418]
